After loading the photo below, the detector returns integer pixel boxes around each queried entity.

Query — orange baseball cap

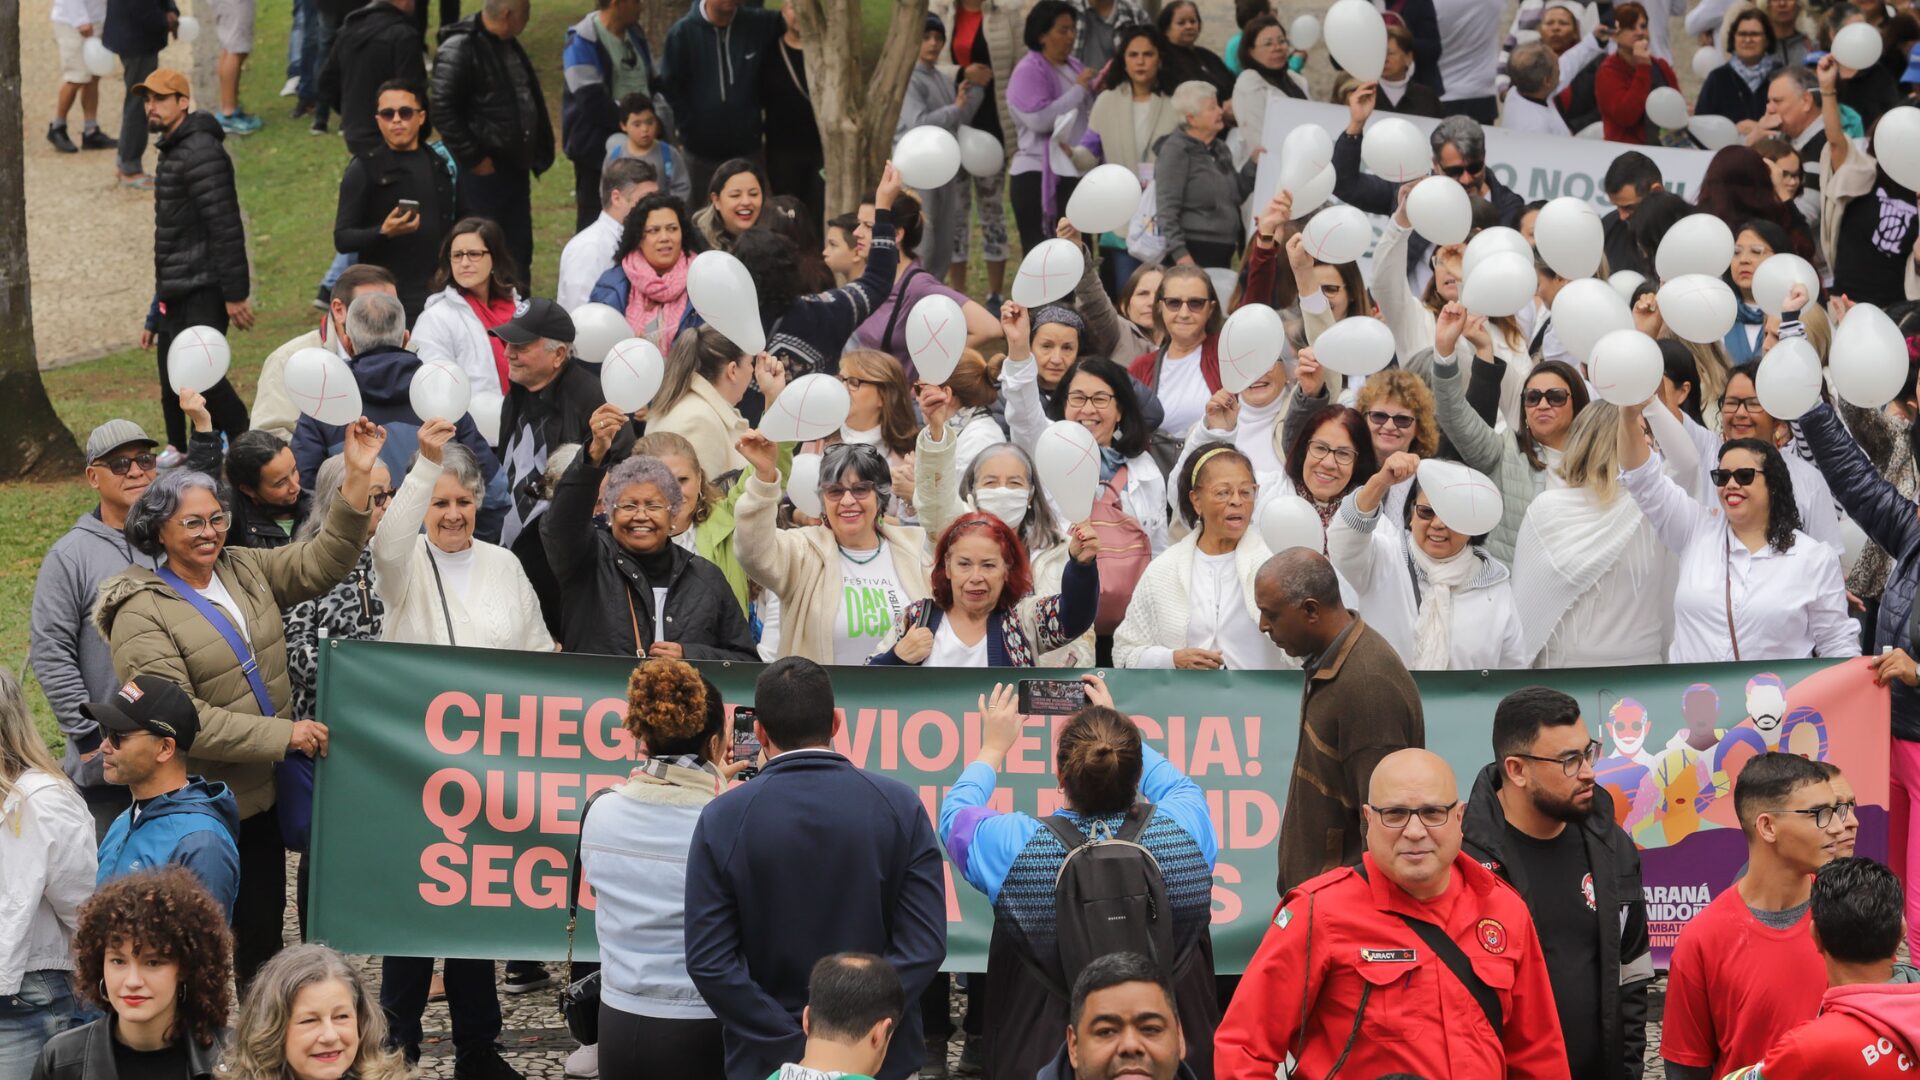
[131,68,191,98]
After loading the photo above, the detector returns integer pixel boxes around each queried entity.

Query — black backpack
[1029,802,1178,999]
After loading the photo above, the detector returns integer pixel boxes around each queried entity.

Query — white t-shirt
[1130,100,1156,163]
[195,573,250,643]
[833,544,911,666]
[1157,347,1209,438]
[928,618,990,667]
[1185,548,1268,670]
[1435,0,1503,101]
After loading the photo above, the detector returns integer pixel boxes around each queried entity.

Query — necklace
[838,543,884,565]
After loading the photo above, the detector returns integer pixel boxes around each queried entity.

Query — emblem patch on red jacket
[1476,918,1507,954]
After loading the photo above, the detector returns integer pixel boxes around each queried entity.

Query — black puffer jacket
[540,450,757,660]
[103,0,177,58]
[153,111,250,303]
[317,0,427,156]
[429,14,554,175]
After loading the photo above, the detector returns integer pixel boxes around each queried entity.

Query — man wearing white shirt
[48,0,116,153]
[1434,0,1504,122]
[1501,42,1572,137]
[554,156,657,312]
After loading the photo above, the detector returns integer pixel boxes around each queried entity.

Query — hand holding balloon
[755,353,788,406]
[1205,389,1241,433]
[1001,301,1032,360]
[1066,522,1099,564]
[736,431,781,483]
[417,419,456,465]
[1434,302,1468,358]
[1294,347,1325,397]
[179,388,213,434]
[587,402,629,465]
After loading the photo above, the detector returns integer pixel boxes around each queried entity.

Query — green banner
[308,640,1887,971]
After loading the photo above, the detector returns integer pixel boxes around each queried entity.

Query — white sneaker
[563,1044,598,1078]
[279,76,301,97]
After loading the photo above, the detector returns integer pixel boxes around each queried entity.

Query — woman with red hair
[1692,145,1815,261]
[868,512,1099,666]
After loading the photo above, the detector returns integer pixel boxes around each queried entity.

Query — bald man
[1215,750,1571,1080]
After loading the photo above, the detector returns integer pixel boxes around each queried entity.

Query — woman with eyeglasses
[1280,404,1380,550]
[1721,220,1800,365]
[1328,451,1526,669]
[633,431,788,619]
[1695,10,1778,130]
[329,83,452,324]
[1281,365,1438,525]
[1171,356,1292,518]
[830,350,924,524]
[1128,265,1232,441]
[592,193,699,352]
[690,159,765,253]
[410,218,520,421]
[1231,15,1306,162]
[735,435,932,663]
[1686,359,1848,554]
[647,326,786,482]
[1593,2,1679,144]
[1752,138,1804,211]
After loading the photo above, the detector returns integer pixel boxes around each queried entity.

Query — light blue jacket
[96,776,241,920]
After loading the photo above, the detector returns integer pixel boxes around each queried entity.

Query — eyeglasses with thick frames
[449,249,492,263]
[173,512,232,535]
[1711,467,1760,488]
[1306,440,1357,466]
[1524,388,1572,408]
[105,729,157,749]
[94,453,158,477]
[1721,396,1764,414]
[376,106,420,121]
[1366,410,1415,430]
[370,491,393,508]
[1512,739,1604,776]
[1368,802,1459,829]
[1777,802,1856,829]
[1160,296,1212,311]
[1067,391,1117,410]
[822,483,879,503]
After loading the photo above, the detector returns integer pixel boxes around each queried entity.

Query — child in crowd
[605,93,689,202]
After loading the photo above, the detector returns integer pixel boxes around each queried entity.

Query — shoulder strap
[1116,800,1155,842]
[425,551,459,646]
[564,785,621,971]
[1352,862,1504,1040]
[1041,812,1092,853]
[880,266,931,355]
[155,566,274,716]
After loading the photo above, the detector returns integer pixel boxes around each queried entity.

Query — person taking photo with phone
[331,80,457,323]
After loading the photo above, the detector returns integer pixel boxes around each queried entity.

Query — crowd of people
[20,0,1920,1075]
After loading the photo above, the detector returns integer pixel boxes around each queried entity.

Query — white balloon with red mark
[1755,338,1824,420]
[957,126,1004,179]
[1833,22,1884,69]
[1312,314,1395,377]
[1586,329,1663,405]
[905,294,968,385]
[408,360,472,422]
[1259,494,1325,554]
[1299,205,1371,265]
[1534,196,1604,280]
[599,337,665,413]
[1406,175,1471,245]
[1461,251,1535,318]
[1416,458,1504,536]
[1550,278,1633,365]
[1655,213,1735,280]
[895,125,963,189]
[1035,419,1102,524]
[1361,117,1429,183]
[1285,163,1338,218]
[175,15,201,41]
[756,373,851,443]
[1687,113,1740,151]
[1217,304,1285,393]
[1878,109,1920,190]
[285,348,363,426]
[468,393,502,445]
[1830,301,1909,407]
[1646,86,1689,130]
[1608,270,1646,301]
[1324,0,1387,82]
[1655,273,1738,344]
[1691,45,1724,78]
[1011,238,1085,307]
[687,250,766,355]
[1461,226,1530,281]
[568,302,631,366]
[1751,253,1820,316]
[165,324,230,393]
[1290,12,1321,50]
[1065,163,1145,234]
[787,453,824,518]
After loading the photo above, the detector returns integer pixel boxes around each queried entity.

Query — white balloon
[1035,420,1102,524]
[1361,117,1430,183]
[1299,205,1371,265]
[1880,108,1920,190]
[408,360,472,422]
[1312,315,1396,377]
[787,453,824,518]
[1841,515,1869,576]
[469,394,502,445]
[568,302,630,367]
[1830,302,1910,407]
[1687,113,1740,151]
[1011,238,1085,307]
[1324,0,1387,82]
[1586,329,1664,405]
[1406,175,1471,245]
[1284,163,1338,218]
[175,15,201,41]
[686,251,766,355]
[904,294,967,386]
[1461,251,1536,318]
[600,337,665,413]
[1691,44,1724,78]
[1065,163,1145,233]
[1534,196,1604,280]
[82,37,115,78]
[1289,13,1322,50]
[1750,254,1820,317]
[1217,304,1285,394]
[1550,278,1634,365]
[1655,214,1736,280]
[894,125,963,190]
[1833,22,1884,70]
[757,373,851,442]
[1646,86,1689,130]
[1655,273,1739,344]
[1755,338,1824,420]
[1461,226,1531,282]
[1259,494,1325,554]
[957,126,1004,179]
[1608,270,1647,302]
[1277,124,1334,192]
[165,325,230,394]
[284,348,363,426]
[1416,458,1504,536]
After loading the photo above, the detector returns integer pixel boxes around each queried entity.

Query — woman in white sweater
[646,326,786,483]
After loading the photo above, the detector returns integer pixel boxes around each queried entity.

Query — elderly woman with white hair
[539,404,757,659]
[1152,79,1256,270]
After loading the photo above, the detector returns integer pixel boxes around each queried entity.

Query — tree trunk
[0,0,87,482]
[641,0,692,58]
[795,0,927,221]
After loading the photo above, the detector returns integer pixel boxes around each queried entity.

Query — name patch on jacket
[1359,948,1417,963]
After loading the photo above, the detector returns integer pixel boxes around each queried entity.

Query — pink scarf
[622,250,691,349]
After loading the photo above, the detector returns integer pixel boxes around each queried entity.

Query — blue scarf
[1099,445,1126,483]
[1723,302,1767,363]
[1729,54,1775,92]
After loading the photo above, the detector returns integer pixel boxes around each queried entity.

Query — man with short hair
[332,80,457,322]
[90,675,242,918]
[1601,151,1661,277]
[770,953,906,1080]
[685,658,946,1080]
[657,0,783,200]
[560,0,655,233]
[1660,753,1849,1080]
[1750,66,1825,228]
[1254,548,1424,895]
[1038,952,1195,1080]
[1217,749,1569,1078]
[556,157,658,311]
[1463,687,1652,1080]
[317,0,424,155]
[29,421,164,837]
[1501,42,1570,136]
[254,264,398,440]
[1726,858,1920,1079]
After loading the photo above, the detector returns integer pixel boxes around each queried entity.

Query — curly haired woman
[219,945,406,1080]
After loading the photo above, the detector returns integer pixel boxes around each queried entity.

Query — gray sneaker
[919,1035,951,1078]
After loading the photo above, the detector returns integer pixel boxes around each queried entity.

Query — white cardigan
[1113,530,1298,669]
[411,285,517,425]
[374,457,555,651]
[0,770,94,994]
[1373,222,1529,431]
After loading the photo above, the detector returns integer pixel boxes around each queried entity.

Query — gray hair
[1506,42,1558,99]
[1771,64,1819,103]
[297,454,392,540]
[125,470,223,556]
[820,442,893,504]
[601,157,657,209]
[346,292,407,351]
[431,443,484,499]
[1430,115,1486,163]
[1171,80,1219,123]
[481,0,525,19]
[960,442,1063,553]
[602,454,685,519]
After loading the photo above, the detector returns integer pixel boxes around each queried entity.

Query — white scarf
[1379,73,1412,106]
[1511,488,1650,659]
[1408,542,1482,670]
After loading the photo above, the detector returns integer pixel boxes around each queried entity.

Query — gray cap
[84,419,159,463]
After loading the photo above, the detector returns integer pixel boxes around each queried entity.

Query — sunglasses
[105,729,157,749]
[376,106,421,121]
[94,453,158,476]
[1366,410,1415,430]
[370,491,393,508]
[1438,160,1485,178]
[1524,388,1571,407]
[1160,296,1212,311]
[1711,467,1760,487]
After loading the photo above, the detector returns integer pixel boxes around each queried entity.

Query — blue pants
[0,972,81,1080]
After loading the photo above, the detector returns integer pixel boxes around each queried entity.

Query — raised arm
[732,430,812,598]
[1424,322,1509,475]
[999,305,1051,453]
[1619,404,1714,555]
[1802,400,1920,558]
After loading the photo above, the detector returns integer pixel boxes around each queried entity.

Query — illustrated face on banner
[1747,675,1788,737]
[1608,698,1650,757]
[1681,683,1721,742]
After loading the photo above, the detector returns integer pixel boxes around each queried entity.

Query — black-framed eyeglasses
[1524,388,1571,407]
[822,482,879,503]
[105,729,155,749]
[1721,395,1763,414]
[1711,467,1760,488]
[1160,296,1212,311]
[95,453,159,477]
[1366,410,1415,430]
[1368,802,1459,829]
[1067,391,1117,409]
[1777,803,1853,829]
[375,107,420,121]
[1411,504,1439,522]
[1512,739,1603,777]
[1307,440,1357,466]
[370,491,393,508]
[1439,160,1485,178]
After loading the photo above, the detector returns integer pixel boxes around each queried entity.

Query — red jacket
[1736,982,1920,1078]
[1215,851,1571,1080]
[1595,53,1681,145]
[1128,338,1223,395]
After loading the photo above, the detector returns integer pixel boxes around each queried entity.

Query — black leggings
[1010,172,1081,254]
[599,1005,725,1080]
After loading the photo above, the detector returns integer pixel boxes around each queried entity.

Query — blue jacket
[588,265,701,344]
[1800,400,1920,740]
[288,344,503,491]
[560,12,657,162]
[683,749,946,1080]
[96,776,242,919]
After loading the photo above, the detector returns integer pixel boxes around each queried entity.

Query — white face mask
[971,486,1030,530]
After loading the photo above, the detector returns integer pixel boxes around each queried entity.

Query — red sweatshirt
[1595,53,1680,145]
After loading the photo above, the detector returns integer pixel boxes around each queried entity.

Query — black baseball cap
[82,675,200,752]
[489,298,577,345]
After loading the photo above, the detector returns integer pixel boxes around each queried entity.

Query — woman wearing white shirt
[1617,400,1859,662]
[1117,447,1294,669]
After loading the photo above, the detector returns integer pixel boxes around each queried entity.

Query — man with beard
[1464,687,1653,1080]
